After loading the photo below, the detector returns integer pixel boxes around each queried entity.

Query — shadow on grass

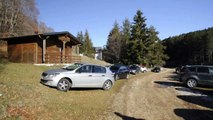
[174,108,213,120]
[177,95,213,109]
[40,82,104,91]
[154,81,183,88]
[114,112,145,120]
[70,88,102,91]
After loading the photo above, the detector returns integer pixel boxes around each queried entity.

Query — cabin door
[22,43,36,63]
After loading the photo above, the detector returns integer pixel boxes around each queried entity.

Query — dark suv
[179,65,213,88]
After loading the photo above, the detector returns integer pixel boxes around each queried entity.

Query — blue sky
[36,0,213,47]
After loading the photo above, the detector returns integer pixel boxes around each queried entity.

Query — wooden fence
[45,54,81,64]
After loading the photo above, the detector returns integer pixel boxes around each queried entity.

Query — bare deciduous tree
[38,21,54,33]
[0,0,43,37]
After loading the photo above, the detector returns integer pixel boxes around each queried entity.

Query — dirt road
[106,68,213,120]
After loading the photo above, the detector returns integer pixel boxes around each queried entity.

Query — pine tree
[103,22,122,63]
[77,31,84,54]
[145,26,157,66]
[84,30,94,57]
[145,26,169,67]
[128,10,148,65]
[120,18,131,64]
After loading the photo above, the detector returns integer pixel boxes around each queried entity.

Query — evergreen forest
[163,27,213,67]
[103,10,168,67]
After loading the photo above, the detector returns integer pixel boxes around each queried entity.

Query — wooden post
[43,39,46,63]
[62,41,66,56]
[35,43,37,63]
[38,35,49,63]
[62,41,66,63]
[59,35,70,63]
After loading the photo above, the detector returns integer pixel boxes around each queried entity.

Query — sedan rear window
[78,65,93,73]
[93,66,106,73]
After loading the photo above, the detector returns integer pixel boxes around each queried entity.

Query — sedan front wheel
[57,78,71,92]
[103,80,112,90]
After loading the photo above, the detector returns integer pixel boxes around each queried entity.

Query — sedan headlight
[46,73,60,78]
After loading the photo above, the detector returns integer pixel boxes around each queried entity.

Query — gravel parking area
[105,69,213,120]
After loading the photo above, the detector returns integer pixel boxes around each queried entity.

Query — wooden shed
[1,31,82,64]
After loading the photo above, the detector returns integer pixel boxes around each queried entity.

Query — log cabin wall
[36,36,79,64]
[66,42,72,56]
[44,36,75,64]
[45,36,63,63]
[8,43,22,62]
[2,32,82,64]
[7,37,38,63]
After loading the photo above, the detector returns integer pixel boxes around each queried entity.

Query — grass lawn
[0,62,124,120]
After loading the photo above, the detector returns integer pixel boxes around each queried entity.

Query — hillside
[163,27,213,67]
[81,55,110,66]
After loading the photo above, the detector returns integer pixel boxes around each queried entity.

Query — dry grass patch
[81,56,111,66]
[0,62,125,120]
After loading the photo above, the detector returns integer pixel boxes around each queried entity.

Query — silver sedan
[41,63,115,91]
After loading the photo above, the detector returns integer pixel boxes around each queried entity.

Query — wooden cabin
[1,31,82,64]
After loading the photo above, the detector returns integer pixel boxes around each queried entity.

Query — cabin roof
[0,31,82,45]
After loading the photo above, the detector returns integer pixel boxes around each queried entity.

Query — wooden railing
[45,54,81,64]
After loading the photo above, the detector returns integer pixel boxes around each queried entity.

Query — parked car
[179,65,213,88]
[41,64,115,91]
[151,67,161,73]
[109,65,130,80]
[129,65,141,74]
[140,66,148,73]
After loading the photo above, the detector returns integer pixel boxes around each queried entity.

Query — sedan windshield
[63,64,81,71]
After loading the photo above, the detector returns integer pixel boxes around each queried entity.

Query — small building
[94,47,102,60]
[1,31,82,64]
